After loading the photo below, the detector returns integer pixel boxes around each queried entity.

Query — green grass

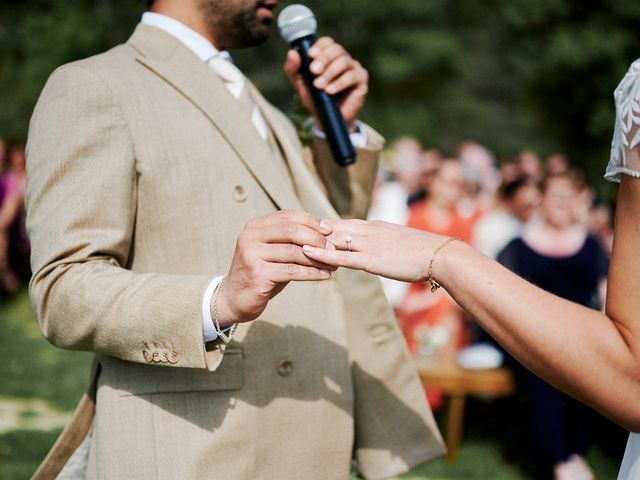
[0,289,92,411]
[0,289,626,479]
[0,429,60,479]
[402,435,621,480]
[0,289,91,479]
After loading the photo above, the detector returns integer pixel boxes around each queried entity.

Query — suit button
[277,359,293,377]
[143,349,153,363]
[159,349,169,363]
[167,350,180,364]
[233,185,247,202]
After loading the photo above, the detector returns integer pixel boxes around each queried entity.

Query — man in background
[26,0,443,478]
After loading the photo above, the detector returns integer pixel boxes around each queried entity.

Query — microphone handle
[292,35,356,167]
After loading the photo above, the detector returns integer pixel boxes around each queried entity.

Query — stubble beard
[199,0,272,49]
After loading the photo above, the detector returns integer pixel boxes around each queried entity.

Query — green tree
[2,0,640,188]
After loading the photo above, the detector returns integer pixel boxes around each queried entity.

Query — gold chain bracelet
[426,237,459,293]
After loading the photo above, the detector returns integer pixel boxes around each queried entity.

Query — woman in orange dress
[396,159,474,406]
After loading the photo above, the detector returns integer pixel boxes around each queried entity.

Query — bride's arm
[303,175,640,431]
[438,175,640,432]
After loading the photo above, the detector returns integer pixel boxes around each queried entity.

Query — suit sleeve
[26,64,223,371]
[310,124,384,220]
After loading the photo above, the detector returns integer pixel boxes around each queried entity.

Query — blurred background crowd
[2,0,640,479]
[370,138,612,347]
[369,138,614,478]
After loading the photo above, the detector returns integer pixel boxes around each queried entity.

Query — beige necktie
[207,55,268,140]
[207,55,293,185]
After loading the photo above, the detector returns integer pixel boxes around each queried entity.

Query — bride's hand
[302,219,451,283]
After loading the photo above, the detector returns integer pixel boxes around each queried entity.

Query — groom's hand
[283,36,369,131]
[214,210,336,326]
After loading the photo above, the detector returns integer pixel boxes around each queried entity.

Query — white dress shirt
[140,12,365,342]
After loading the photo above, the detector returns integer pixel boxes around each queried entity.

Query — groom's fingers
[302,245,370,271]
[261,244,338,271]
[266,262,333,282]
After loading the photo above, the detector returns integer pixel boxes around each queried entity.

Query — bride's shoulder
[623,58,640,76]
[615,58,640,101]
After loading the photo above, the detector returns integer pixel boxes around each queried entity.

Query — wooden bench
[416,357,516,462]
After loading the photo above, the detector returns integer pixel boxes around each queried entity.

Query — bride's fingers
[320,219,397,252]
[325,231,367,251]
[302,245,370,270]
[323,218,371,236]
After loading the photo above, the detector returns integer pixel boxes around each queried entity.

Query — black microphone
[278,4,357,167]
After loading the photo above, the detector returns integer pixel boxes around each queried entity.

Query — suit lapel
[128,25,302,211]
[248,82,339,220]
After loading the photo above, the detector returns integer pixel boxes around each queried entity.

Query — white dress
[607,58,640,182]
[607,59,640,480]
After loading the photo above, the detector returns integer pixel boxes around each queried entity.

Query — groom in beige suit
[26,0,444,478]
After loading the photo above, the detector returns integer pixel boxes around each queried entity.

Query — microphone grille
[278,4,317,43]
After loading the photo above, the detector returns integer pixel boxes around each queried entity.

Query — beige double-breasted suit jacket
[26,24,444,480]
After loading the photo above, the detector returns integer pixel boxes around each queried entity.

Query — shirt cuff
[312,120,367,149]
[202,275,226,343]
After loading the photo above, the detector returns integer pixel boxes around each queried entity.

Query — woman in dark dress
[498,172,609,479]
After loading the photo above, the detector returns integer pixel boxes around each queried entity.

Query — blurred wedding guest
[473,177,541,259]
[368,167,409,225]
[457,175,483,223]
[589,203,614,254]
[574,176,594,226]
[458,140,501,211]
[516,150,543,184]
[369,136,424,223]
[0,140,6,185]
[405,158,475,259]
[500,159,520,183]
[367,166,410,307]
[419,148,442,194]
[0,143,25,293]
[546,153,570,175]
[368,146,441,307]
[368,138,425,226]
[391,136,426,204]
[497,172,608,480]
[6,144,26,194]
[5,144,29,281]
[397,158,473,407]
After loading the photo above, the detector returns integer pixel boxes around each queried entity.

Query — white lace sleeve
[606,59,640,182]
